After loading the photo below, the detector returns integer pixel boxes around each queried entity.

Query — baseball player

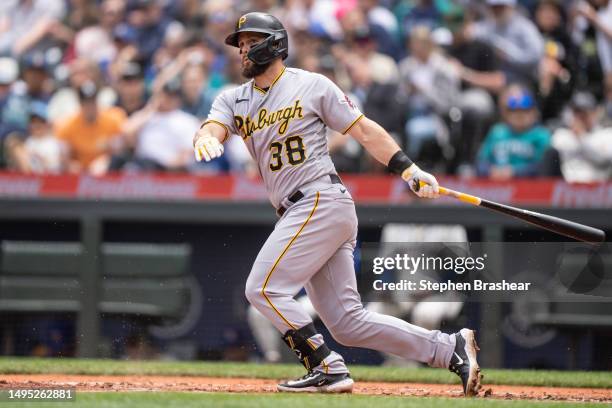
[193,12,482,396]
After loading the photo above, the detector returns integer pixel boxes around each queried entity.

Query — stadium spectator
[358,0,400,40]
[4,101,65,174]
[120,81,201,171]
[0,0,604,180]
[606,77,612,124]
[0,58,28,142]
[72,0,126,67]
[55,81,126,173]
[345,53,406,172]
[150,21,189,76]
[476,84,551,179]
[465,0,544,85]
[63,0,98,31]
[19,53,54,107]
[290,29,328,77]
[151,46,215,118]
[400,26,459,118]
[279,0,343,41]
[547,91,612,182]
[444,12,502,171]
[535,0,578,122]
[399,26,457,170]
[569,2,603,95]
[0,0,66,57]
[217,46,244,90]
[107,22,141,84]
[200,0,236,56]
[342,26,400,85]
[0,57,23,168]
[48,58,116,122]
[400,0,441,36]
[447,11,506,95]
[309,54,363,173]
[180,63,214,120]
[125,0,173,67]
[113,62,148,116]
[337,3,403,62]
[1,53,57,141]
[575,0,612,93]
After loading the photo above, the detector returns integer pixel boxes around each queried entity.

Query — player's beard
[242,59,271,79]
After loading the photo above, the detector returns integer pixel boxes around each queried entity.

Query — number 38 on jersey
[269,135,306,171]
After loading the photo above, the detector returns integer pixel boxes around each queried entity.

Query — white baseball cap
[486,0,516,6]
[0,57,19,85]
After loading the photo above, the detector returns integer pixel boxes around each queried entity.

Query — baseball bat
[417,181,606,244]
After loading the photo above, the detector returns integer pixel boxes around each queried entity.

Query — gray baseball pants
[245,176,456,373]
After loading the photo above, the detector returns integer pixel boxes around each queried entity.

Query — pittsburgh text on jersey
[234,100,304,139]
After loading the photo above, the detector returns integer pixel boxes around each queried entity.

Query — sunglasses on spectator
[506,93,535,110]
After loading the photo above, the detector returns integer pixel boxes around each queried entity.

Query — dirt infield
[1,374,610,403]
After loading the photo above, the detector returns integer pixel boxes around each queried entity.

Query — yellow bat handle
[418,181,482,206]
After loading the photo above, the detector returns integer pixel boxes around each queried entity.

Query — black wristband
[387,151,414,175]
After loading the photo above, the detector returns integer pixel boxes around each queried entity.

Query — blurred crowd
[0,0,611,182]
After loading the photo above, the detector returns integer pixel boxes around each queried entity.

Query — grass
[0,358,610,389]
[0,392,607,408]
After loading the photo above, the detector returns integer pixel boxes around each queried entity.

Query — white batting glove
[194,134,224,162]
[401,164,440,199]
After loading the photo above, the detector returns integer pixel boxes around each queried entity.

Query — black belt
[277,174,343,217]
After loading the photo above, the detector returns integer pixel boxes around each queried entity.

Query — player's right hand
[401,164,440,199]
[194,134,224,162]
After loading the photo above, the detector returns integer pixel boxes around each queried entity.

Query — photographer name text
[372,279,531,292]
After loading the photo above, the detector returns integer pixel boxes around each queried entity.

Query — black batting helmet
[225,12,288,65]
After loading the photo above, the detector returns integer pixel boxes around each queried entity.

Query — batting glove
[194,134,224,162]
[401,164,440,199]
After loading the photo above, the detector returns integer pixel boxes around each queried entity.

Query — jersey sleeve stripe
[203,120,231,143]
[261,191,320,331]
[341,114,364,135]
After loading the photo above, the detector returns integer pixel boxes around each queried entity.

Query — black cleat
[449,328,483,397]
[277,371,354,393]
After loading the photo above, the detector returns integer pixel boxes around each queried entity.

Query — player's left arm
[193,89,236,162]
[348,116,439,198]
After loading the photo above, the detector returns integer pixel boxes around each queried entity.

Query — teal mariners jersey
[205,67,363,208]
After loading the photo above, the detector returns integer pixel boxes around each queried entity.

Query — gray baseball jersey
[205,66,456,375]
[205,67,363,208]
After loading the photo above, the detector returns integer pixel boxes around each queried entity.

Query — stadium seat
[0,241,192,319]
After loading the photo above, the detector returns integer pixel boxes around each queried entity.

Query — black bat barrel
[480,199,606,244]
